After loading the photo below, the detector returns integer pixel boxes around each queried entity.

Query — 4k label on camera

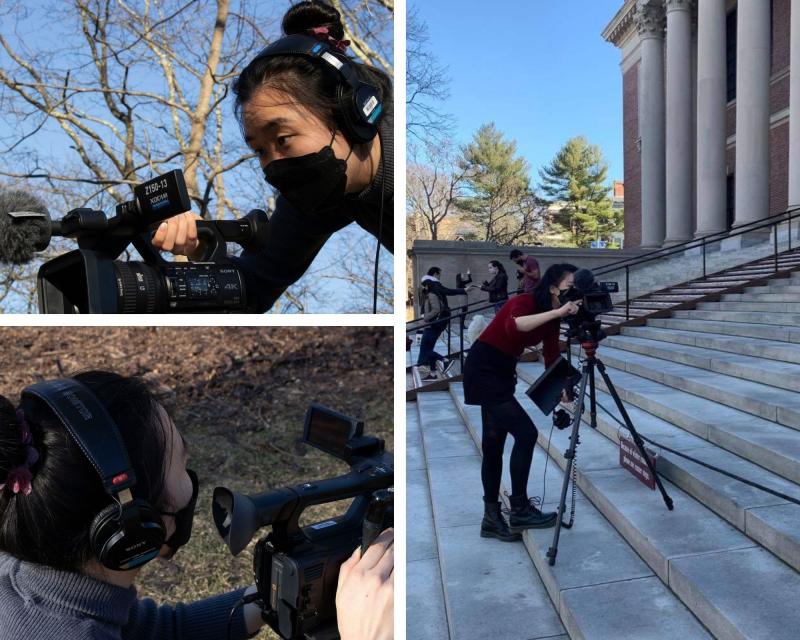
[619,433,657,490]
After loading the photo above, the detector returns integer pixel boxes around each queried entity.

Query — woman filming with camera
[0,371,393,640]
[462,263,579,542]
[151,1,393,313]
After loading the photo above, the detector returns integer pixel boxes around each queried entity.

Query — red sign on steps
[619,433,658,490]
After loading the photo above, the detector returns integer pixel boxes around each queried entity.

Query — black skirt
[462,340,518,406]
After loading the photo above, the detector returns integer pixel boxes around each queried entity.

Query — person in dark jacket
[417,266,468,380]
[480,260,509,313]
[462,263,580,542]
[151,1,393,313]
[0,370,394,640]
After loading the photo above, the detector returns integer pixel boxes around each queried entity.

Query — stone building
[603,0,800,248]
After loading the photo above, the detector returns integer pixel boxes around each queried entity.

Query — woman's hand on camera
[557,300,580,318]
[336,528,394,640]
[151,212,205,260]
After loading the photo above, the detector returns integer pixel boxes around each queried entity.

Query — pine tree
[457,123,544,245]
[539,136,621,247]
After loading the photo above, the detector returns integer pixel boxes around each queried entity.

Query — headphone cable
[372,128,386,314]
[227,591,263,640]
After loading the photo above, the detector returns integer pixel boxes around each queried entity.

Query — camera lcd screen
[304,404,362,460]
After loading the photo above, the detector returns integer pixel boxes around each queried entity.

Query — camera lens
[113,262,167,313]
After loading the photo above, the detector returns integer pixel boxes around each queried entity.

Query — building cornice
[602,0,638,46]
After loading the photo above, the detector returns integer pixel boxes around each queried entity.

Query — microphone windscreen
[573,268,595,292]
[0,190,51,264]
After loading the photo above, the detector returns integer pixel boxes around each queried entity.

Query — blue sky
[413,0,625,185]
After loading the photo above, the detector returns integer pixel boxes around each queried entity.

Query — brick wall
[623,63,641,248]
[772,0,791,74]
[726,103,736,138]
[771,73,790,114]
[770,121,790,214]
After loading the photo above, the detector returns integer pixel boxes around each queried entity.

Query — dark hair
[509,249,523,260]
[0,371,172,571]
[489,260,506,275]
[533,263,578,311]
[426,266,441,277]
[232,1,393,144]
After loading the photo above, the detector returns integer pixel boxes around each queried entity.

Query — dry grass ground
[0,326,393,638]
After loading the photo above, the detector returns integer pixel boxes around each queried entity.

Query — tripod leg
[588,365,597,429]
[595,360,674,511]
[547,364,589,566]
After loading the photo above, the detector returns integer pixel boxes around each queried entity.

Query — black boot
[508,494,557,532]
[480,501,521,542]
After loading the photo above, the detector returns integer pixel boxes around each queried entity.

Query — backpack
[422,287,444,322]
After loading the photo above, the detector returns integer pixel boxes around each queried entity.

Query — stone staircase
[407,269,800,639]
[596,248,800,328]
[406,330,471,399]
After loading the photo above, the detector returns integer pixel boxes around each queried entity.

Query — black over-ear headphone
[21,379,165,571]
[250,33,385,144]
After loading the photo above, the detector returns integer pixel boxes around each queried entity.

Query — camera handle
[361,489,393,555]
[269,460,392,549]
[71,209,271,264]
[194,209,271,260]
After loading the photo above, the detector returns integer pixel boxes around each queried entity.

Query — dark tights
[480,398,538,502]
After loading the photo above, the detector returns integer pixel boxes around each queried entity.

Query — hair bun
[282,1,344,40]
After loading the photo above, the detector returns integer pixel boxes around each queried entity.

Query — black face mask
[262,132,351,217]
[159,468,198,558]
[557,287,575,305]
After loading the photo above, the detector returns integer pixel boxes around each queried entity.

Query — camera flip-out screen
[303,404,363,460]
[133,170,191,226]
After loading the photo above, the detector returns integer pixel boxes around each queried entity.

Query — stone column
[734,0,771,226]
[665,0,696,245]
[637,1,667,247]
[695,0,728,235]
[789,0,800,208]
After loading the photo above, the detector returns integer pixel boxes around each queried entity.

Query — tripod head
[564,318,606,346]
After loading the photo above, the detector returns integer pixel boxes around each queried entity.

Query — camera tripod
[546,321,674,566]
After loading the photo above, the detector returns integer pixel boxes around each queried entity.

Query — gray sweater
[0,552,251,640]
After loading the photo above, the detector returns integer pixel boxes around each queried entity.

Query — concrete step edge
[581,387,800,574]
[646,317,800,343]
[573,345,800,432]
[620,325,800,364]
[600,335,800,393]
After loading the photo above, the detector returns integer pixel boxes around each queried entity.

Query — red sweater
[477,294,560,366]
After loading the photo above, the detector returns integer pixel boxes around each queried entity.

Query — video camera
[456,270,472,289]
[2,169,268,313]
[212,404,393,640]
[558,268,618,341]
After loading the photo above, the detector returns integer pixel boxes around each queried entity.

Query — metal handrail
[406,298,500,333]
[592,206,800,277]
[409,205,800,372]
[406,286,523,325]
[604,206,800,322]
[407,297,502,371]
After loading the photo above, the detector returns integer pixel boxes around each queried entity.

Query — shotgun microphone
[0,189,56,264]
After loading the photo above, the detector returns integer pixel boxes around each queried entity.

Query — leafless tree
[320,225,393,313]
[0,0,393,313]
[406,141,466,241]
[406,4,451,144]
